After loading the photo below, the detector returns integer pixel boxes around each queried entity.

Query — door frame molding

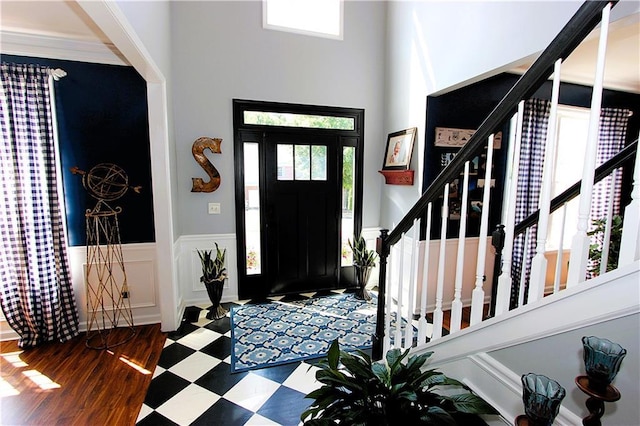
[232,99,365,299]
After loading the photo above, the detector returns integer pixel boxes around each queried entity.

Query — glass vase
[582,336,627,392]
[521,373,566,426]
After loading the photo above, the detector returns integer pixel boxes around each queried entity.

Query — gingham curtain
[510,98,550,308]
[0,63,79,348]
[586,107,630,277]
[590,108,630,222]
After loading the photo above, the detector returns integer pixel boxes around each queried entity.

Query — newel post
[373,229,389,361]
[489,224,505,317]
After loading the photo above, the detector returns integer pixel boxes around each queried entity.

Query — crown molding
[0,31,128,66]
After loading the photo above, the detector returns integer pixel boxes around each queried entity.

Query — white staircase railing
[373,0,637,358]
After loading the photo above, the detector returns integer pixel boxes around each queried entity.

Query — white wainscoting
[176,234,238,309]
[176,229,381,310]
[1,243,160,341]
[413,237,496,314]
[361,227,382,288]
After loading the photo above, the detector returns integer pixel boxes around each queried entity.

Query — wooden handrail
[514,140,637,235]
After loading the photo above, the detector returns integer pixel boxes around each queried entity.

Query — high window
[263,0,343,40]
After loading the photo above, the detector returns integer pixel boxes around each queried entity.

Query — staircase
[373,2,639,424]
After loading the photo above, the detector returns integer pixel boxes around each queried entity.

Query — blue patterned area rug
[231,292,410,372]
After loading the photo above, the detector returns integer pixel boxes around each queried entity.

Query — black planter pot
[202,278,228,320]
[183,306,202,323]
[354,266,372,301]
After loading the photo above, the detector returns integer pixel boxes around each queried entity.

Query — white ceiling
[1,1,638,93]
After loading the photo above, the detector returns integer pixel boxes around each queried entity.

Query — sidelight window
[244,142,262,274]
[341,146,355,265]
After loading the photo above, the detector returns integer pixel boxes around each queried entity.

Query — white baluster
[567,3,611,286]
[383,247,392,353]
[554,203,568,294]
[471,135,495,325]
[599,170,618,275]
[432,183,450,340]
[450,162,470,332]
[418,202,433,344]
[395,233,405,348]
[518,228,531,307]
[405,220,418,346]
[619,137,640,265]
[496,102,525,315]
[529,59,562,303]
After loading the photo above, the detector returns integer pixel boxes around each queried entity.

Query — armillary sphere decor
[71,163,140,349]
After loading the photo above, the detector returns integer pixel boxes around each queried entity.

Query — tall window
[546,106,590,250]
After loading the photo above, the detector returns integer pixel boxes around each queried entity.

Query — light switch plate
[208,202,220,214]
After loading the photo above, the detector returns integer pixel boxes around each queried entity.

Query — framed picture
[435,127,502,149]
[383,127,417,170]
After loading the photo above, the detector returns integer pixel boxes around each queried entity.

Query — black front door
[264,132,339,295]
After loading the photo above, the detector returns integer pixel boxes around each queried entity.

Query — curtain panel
[0,62,79,348]
[509,98,550,308]
[590,107,631,221]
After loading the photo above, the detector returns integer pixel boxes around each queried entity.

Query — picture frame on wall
[435,127,502,149]
[382,127,417,170]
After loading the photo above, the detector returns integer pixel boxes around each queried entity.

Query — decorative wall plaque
[191,137,222,192]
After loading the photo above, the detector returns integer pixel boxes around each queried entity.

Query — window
[341,146,355,266]
[546,106,590,250]
[244,143,262,275]
[263,0,343,40]
[244,111,354,130]
[277,144,327,181]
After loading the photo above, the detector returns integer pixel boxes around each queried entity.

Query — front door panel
[266,133,339,295]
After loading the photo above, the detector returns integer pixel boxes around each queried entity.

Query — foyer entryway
[233,100,365,300]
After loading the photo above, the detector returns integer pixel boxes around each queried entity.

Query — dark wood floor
[1,324,166,426]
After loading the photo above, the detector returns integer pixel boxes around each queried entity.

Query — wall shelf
[379,169,414,185]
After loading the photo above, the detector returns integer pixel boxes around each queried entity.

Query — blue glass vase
[582,336,627,391]
[521,373,566,426]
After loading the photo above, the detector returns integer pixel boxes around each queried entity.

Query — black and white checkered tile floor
[136,291,366,426]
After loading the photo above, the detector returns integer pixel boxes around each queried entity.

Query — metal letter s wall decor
[191,137,222,192]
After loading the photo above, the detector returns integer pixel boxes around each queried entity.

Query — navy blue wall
[3,55,155,246]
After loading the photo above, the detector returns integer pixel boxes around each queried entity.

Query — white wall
[381,0,587,229]
[169,0,387,237]
[114,0,180,242]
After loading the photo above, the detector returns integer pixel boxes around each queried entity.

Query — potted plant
[197,243,228,320]
[302,340,498,425]
[349,234,377,301]
[587,215,623,276]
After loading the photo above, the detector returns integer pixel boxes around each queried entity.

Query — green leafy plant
[348,235,377,268]
[587,215,623,276]
[302,340,498,425]
[197,242,228,283]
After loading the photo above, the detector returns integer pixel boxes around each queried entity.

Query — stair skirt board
[441,353,583,426]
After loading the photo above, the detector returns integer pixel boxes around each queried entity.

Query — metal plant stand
[73,163,139,349]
